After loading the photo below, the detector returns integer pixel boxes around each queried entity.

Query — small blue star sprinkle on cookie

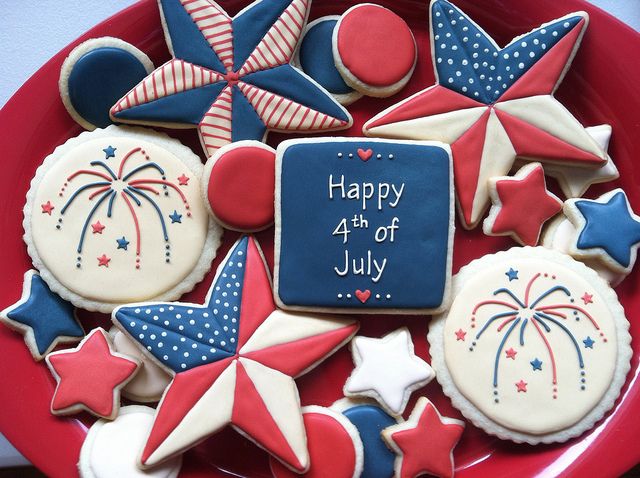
[364,0,607,229]
[116,236,130,250]
[583,337,595,349]
[565,189,640,274]
[0,270,84,360]
[505,268,518,281]
[110,0,352,158]
[530,358,543,371]
[103,145,117,159]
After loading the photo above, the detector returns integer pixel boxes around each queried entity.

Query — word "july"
[329,174,405,211]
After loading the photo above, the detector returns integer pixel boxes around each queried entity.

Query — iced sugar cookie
[274,137,454,314]
[364,0,607,229]
[110,0,352,158]
[295,16,362,105]
[428,247,631,443]
[483,163,562,246]
[79,406,182,478]
[269,406,364,478]
[202,141,276,232]
[112,236,358,471]
[0,270,84,361]
[333,4,417,97]
[46,328,140,420]
[382,397,464,478]
[112,330,171,403]
[24,126,221,313]
[60,37,154,130]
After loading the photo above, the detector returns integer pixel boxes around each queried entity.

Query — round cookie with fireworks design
[24,125,221,313]
[428,247,631,444]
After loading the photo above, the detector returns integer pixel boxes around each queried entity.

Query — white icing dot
[163,355,169,360]
[181,364,186,369]
[529,51,535,58]
[139,334,144,339]
[451,19,456,25]
[513,51,519,58]
[161,332,167,337]
[221,341,226,347]
[145,309,151,314]
[534,39,540,45]
[197,333,203,339]
[178,325,184,331]
[541,28,547,34]
[187,309,193,314]
[176,314,182,319]
[440,44,446,49]
[202,356,207,361]
[503,53,509,59]
[542,44,547,50]
[158,342,163,348]
[462,59,468,65]
[203,312,209,318]
[448,78,454,83]
[521,41,527,47]
[472,52,478,58]
[386,294,391,299]
[445,32,451,38]
[150,334,155,339]
[455,71,461,77]
[463,26,468,31]
[134,308,141,314]
[473,43,479,49]
[376,294,381,299]
[191,343,197,349]
[552,31,558,36]
[189,319,195,325]
[159,308,164,312]
[468,78,474,84]
[129,321,135,327]
[462,86,468,92]
[473,63,479,69]
[210,348,216,353]
[168,306,174,311]
[346,294,352,299]
[434,34,440,40]
[204,323,210,328]
[437,58,442,63]
[447,59,453,65]
[180,337,186,342]
[173,346,178,351]
[184,352,189,357]
[452,45,458,51]
[142,325,148,331]
[237,250,243,256]
[153,315,159,321]
[518,62,525,69]
[147,346,152,351]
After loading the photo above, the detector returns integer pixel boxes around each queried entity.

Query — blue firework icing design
[53,146,192,269]
[466,270,606,402]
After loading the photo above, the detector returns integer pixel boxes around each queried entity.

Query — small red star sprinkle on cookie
[505,347,517,360]
[581,293,594,305]
[177,174,190,186]
[97,254,111,267]
[41,201,55,215]
[91,221,105,234]
[516,380,528,393]
[455,329,466,341]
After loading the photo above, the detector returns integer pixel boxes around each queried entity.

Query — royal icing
[112,236,358,471]
[483,162,562,246]
[296,16,361,105]
[269,406,364,478]
[382,397,465,478]
[332,399,399,478]
[110,0,352,157]
[79,406,182,478]
[0,270,84,361]
[429,247,631,443]
[363,0,607,229]
[25,126,220,312]
[344,327,435,416]
[564,189,640,274]
[333,4,416,97]
[202,140,276,232]
[45,328,140,420]
[112,330,171,402]
[274,138,454,314]
[60,37,154,130]
[536,125,619,198]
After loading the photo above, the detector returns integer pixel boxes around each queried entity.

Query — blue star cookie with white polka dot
[364,0,607,229]
[111,235,358,470]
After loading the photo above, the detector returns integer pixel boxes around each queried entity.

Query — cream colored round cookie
[113,330,171,403]
[428,247,631,444]
[79,405,182,478]
[24,126,222,312]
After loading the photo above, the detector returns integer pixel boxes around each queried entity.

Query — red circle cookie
[202,141,276,232]
[269,406,363,478]
[333,4,416,97]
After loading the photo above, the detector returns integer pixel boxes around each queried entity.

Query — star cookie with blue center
[364,0,607,229]
[0,270,84,360]
[110,0,352,158]
[564,188,640,274]
[112,236,358,471]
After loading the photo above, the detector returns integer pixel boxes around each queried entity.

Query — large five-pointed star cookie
[343,327,435,416]
[363,0,607,228]
[0,270,84,360]
[382,397,465,478]
[110,0,352,157]
[112,235,359,471]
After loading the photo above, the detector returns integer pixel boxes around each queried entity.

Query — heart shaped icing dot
[357,148,373,161]
[355,289,371,303]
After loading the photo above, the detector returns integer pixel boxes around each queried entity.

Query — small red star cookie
[382,397,464,478]
[483,163,562,246]
[45,328,139,419]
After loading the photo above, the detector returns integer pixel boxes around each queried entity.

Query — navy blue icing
[232,0,293,71]
[231,85,267,142]
[243,65,350,123]
[160,0,226,72]
[67,47,149,128]
[114,82,226,125]
[277,140,452,309]
[342,404,396,478]
[5,274,83,356]
[575,191,640,268]
[114,237,249,373]
[299,18,354,95]
[432,0,582,104]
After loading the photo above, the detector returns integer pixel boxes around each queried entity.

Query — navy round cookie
[60,37,154,130]
[296,16,362,106]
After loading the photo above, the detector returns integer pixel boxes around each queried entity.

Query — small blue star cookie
[564,189,640,274]
[0,270,84,360]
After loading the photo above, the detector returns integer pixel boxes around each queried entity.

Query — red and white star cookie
[382,397,465,478]
[483,163,562,246]
[45,328,140,420]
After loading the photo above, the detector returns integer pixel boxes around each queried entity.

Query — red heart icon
[357,148,373,161]
[355,289,371,304]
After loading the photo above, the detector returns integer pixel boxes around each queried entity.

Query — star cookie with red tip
[45,328,140,420]
[382,397,464,478]
[112,235,359,471]
[483,163,562,246]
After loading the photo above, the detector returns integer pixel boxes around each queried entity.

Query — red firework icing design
[52,147,192,269]
[466,271,606,401]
